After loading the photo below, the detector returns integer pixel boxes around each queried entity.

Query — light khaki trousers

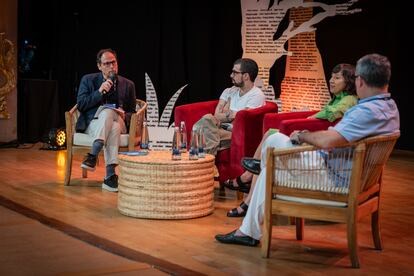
[193,114,232,156]
[86,108,126,165]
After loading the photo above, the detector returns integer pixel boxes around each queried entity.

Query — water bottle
[180,121,187,152]
[141,121,149,150]
[171,126,182,160]
[198,127,206,158]
[189,126,199,160]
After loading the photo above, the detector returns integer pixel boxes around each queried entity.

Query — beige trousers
[193,114,232,156]
[86,108,126,165]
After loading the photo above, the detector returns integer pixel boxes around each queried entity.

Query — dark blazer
[75,73,136,132]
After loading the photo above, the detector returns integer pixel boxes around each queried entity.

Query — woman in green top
[309,63,357,122]
[224,63,358,217]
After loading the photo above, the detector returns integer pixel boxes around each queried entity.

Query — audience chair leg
[261,213,272,258]
[347,218,360,268]
[371,210,383,250]
[295,217,304,240]
[64,150,73,186]
[82,168,88,178]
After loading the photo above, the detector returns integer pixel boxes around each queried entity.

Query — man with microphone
[76,48,137,192]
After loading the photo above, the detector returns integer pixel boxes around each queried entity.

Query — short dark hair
[234,58,259,82]
[96,48,117,64]
[332,63,356,95]
[356,53,391,88]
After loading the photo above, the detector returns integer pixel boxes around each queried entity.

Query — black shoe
[81,153,97,171]
[102,174,118,192]
[241,157,261,175]
[222,176,251,193]
[215,230,259,247]
[227,201,248,217]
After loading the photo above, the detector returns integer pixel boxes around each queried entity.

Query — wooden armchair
[64,99,147,186]
[262,132,400,268]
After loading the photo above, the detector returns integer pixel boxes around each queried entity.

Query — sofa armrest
[278,118,338,136]
[174,100,218,144]
[230,101,278,174]
[174,100,218,128]
[262,111,317,134]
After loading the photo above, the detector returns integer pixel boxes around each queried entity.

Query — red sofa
[262,110,339,135]
[174,100,278,183]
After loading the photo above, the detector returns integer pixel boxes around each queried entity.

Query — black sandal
[227,201,249,217]
[222,176,252,193]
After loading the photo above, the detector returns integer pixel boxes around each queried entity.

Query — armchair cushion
[74,132,130,147]
[275,195,347,207]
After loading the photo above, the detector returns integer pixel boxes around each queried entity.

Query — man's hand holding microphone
[99,71,117,95]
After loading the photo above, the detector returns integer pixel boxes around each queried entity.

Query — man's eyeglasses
[101,60,117,67]
[231,70,245,75]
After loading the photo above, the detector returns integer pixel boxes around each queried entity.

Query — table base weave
[118,152,215,219]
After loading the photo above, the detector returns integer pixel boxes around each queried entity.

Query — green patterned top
[314,91,357,122]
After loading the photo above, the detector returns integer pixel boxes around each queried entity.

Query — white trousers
[239,132,294,240]
[86,108,126,165]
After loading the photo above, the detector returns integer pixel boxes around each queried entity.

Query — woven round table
[117,150,215,219]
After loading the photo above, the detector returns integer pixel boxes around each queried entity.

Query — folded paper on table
[119,151,149,156]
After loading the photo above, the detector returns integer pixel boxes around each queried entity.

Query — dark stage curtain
[17,79,59,143]
[18,0,244,129]
[17,0,411,149]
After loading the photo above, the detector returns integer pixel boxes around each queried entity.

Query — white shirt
[219,86,265,111]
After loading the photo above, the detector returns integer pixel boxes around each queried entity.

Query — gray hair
[356,53,391,88]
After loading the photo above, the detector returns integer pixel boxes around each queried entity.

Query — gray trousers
[86,108,126,165]
[193,114,232,156]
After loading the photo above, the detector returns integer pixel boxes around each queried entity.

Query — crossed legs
[83,108,126,191]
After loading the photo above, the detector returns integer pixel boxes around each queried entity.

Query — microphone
[109,71,117,83]
[103,71,117,94]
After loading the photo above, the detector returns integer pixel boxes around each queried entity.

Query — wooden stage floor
[1,144,414,275]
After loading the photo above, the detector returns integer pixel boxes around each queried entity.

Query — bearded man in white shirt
[194,58,266,155]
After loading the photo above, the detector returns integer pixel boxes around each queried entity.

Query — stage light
[51,128,66,147]
[43,128,66,150]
